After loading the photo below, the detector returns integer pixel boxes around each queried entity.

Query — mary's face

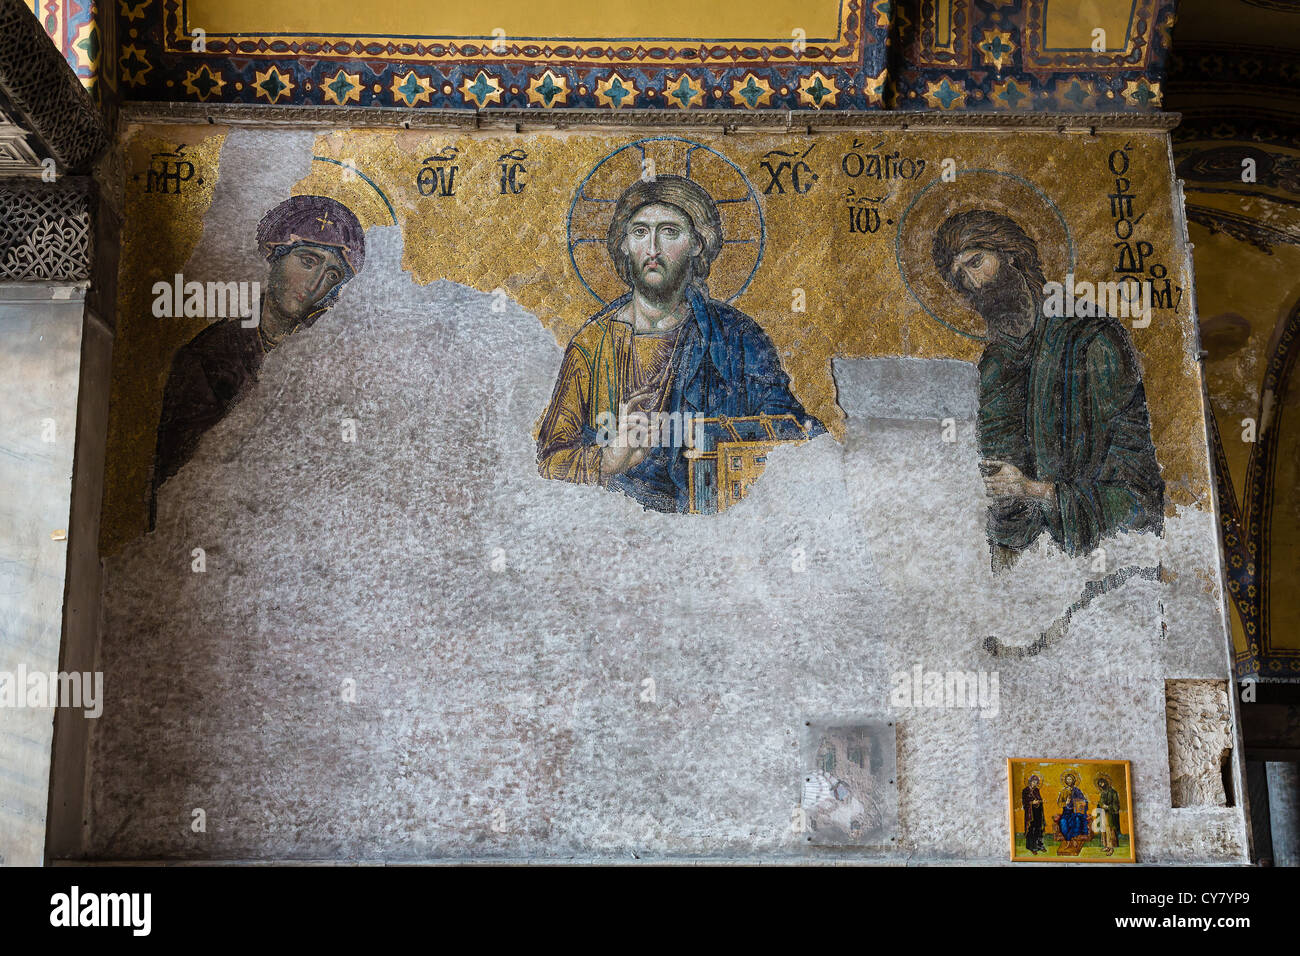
[268,244,347,320]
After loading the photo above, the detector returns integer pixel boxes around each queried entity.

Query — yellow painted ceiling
[187,0,838,39]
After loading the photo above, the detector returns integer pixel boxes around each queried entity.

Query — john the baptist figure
[1097,773,1122,856]
[931,209,1165,571]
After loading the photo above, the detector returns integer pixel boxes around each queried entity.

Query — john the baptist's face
[950,247,1001,292]
[268,244,347,320]
[622,202,700,299]
[950,246,1033,334]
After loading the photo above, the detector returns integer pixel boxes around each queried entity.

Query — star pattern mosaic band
[110,0,1177,112]
[894,0,1174,112]
[118,0,891,111]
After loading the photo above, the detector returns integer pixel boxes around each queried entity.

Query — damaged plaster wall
[82,123,1246,863]
[87,221,1245,861]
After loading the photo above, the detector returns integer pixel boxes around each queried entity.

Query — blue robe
[1057,785,1091,841]
[545,284,824,512]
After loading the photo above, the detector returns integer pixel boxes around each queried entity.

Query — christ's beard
[634,259,691,303]
[968,270,1033,335]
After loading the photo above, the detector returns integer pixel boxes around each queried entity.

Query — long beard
[968,269,1033,335]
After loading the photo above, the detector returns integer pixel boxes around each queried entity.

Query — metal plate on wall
[800,718,898,847]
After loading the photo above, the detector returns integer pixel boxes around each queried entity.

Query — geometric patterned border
[111,1,1182,113]
[119,101,1186,129]
[894,0,1174,111]
[1255,298,1300,676]
[118,0,894,111]
[0,0,106,170]
[23,0,100,91]
[1168,43,1300,106]
[1206,301,1300,678]
[0,177,94,280]
[1176,112,1300,678]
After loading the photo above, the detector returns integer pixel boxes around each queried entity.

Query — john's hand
[982,460,1055,501]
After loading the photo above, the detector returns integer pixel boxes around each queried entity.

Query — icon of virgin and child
[535,174,825,513]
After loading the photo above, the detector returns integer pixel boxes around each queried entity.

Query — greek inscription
[759,144,819,195]
[418,147,460,198]
[498,148,528,195]
[841,140,926,182]
[1106,143,1182,322]
[136,146,200,195]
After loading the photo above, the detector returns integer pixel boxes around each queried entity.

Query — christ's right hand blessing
[599,381,661,477]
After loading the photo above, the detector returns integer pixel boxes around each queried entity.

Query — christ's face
[269,244,347,321]
[623,202,700,299]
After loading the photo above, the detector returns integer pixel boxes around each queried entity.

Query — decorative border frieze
[120,101,1182,130]
[0,0,107,172]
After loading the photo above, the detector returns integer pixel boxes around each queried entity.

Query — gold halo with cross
[567,137,764,305]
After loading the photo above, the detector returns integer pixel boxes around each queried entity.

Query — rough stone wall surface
[1165,679,1233,808]
[87,226,1246,861]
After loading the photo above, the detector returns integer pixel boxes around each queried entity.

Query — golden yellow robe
[536,304,677,486]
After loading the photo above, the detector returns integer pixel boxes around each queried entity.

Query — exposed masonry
[1166,679,1232,808]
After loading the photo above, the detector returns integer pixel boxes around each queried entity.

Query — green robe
[978,310,1165,557]
[1099,784,1122,834]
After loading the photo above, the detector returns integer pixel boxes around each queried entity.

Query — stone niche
[1165,679,1234,809]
